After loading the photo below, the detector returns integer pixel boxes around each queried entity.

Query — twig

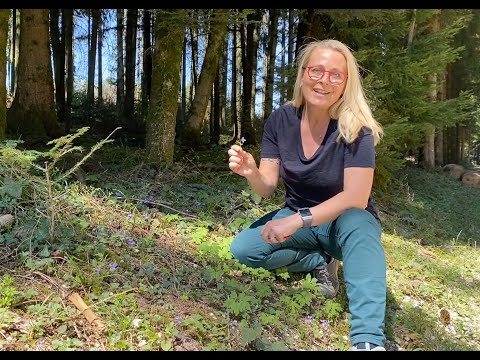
[89,287,138,308]
[184,156,211,183]
[131,198,198,219]
[32,271,63,292]
[57,127,122,183]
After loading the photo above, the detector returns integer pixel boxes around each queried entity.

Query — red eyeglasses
[305,65,347,85]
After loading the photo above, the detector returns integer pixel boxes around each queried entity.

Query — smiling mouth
[313,89,329,95]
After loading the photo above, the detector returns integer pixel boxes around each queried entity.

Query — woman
[227,39,387,351]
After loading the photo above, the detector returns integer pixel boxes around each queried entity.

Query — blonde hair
[290,39,383,145]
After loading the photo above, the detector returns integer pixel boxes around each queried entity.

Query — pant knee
[230,236,253,267]
[335,208,381,246]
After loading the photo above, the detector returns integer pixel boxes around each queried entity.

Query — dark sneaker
[311,257,339,299]
[350,342,386,351]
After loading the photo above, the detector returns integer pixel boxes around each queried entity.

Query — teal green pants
[230,207,386,347]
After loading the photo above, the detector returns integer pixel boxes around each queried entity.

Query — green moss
[145,10,186,167]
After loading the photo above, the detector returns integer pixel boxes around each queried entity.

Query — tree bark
[231,23,239,144]
[124,9,138,131]
[183,10,228,147]
[49,9,65,124]
[64,9,73,134]
[116,9,125,125]
[286,9,295,100]
[7,9,62,145]
[219,35,228,129]
[97,15,103,105]
[241,10,260,145]
[210,68,220,145]
[87,9,100,123]
[141,9,152,121]
[0,9,8,139]
[423,11,440,169]
[264,9,278,123]
[145,9,185,167]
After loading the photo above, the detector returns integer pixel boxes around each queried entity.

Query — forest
[0,9,479,351]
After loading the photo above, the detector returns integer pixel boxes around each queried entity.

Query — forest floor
[0,137,479,351]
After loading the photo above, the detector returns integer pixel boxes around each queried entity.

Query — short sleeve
[344,128,375,168]
[261,109,280,159]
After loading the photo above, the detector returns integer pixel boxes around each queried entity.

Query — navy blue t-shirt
[261,103,379,220]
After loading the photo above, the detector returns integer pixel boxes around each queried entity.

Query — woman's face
[301,47,348,110]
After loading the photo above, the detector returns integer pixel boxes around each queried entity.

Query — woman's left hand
[261,214,303,243]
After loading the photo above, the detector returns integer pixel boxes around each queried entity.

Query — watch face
[298,208,313,227]
[299,208,311,217]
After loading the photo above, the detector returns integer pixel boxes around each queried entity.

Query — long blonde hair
[290,39,383,145]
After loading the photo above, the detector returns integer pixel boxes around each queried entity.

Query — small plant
[224,291,257,318]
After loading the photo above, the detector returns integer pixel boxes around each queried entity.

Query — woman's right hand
[227,144,257,178]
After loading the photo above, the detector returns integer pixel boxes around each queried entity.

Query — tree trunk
[9,9,17,96]
[189,18,198,102]
[49,9,66,124]
[183,10,228,147]
[286,9,295,100]
[219,34,228,129]
[241,10,259,146]
[141,9,152,121]
[116,9,125,125]
[0,9,8,139]
[250,10,262,121]
[423,12,441,169]
[435,71,446,166]
[124,9,138,131]
[231,23,239,144]
[210,68,220,145]
[280,14,287,103]
[87,9,100,123]
[458,125,465,163]
[145,9,185,167]
[7,9,61,145]
[97,15,103,105]
[64,9,73,134]
[180,33,187,126]
[260,12,268,122]
[423,124,435,168]
[235,24,242,141]
[264,9,278,123]
[407,9,417,51]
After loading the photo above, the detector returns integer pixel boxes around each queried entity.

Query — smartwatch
[298,207,313,228]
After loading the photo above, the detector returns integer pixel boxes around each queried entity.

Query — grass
[0,142,479,351]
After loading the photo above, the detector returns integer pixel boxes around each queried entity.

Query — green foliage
[224,291,257,318]
[0,274,18,308]
[1,142,480,350]
[0,127,119,252]
[329,9,480,176]
[381,166,480,245]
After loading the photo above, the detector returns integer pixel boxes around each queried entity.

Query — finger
[227,148,239,157]
[231,144,242,152]
[260,226,266,238]
[260,226,269,241]
[228,155,242,164]
[229,162,241,171]
[268,235,277,243]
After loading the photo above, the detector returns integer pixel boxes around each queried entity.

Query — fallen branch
[32,271,105,332]
[132,198,198,219]
[67,292,105,331]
